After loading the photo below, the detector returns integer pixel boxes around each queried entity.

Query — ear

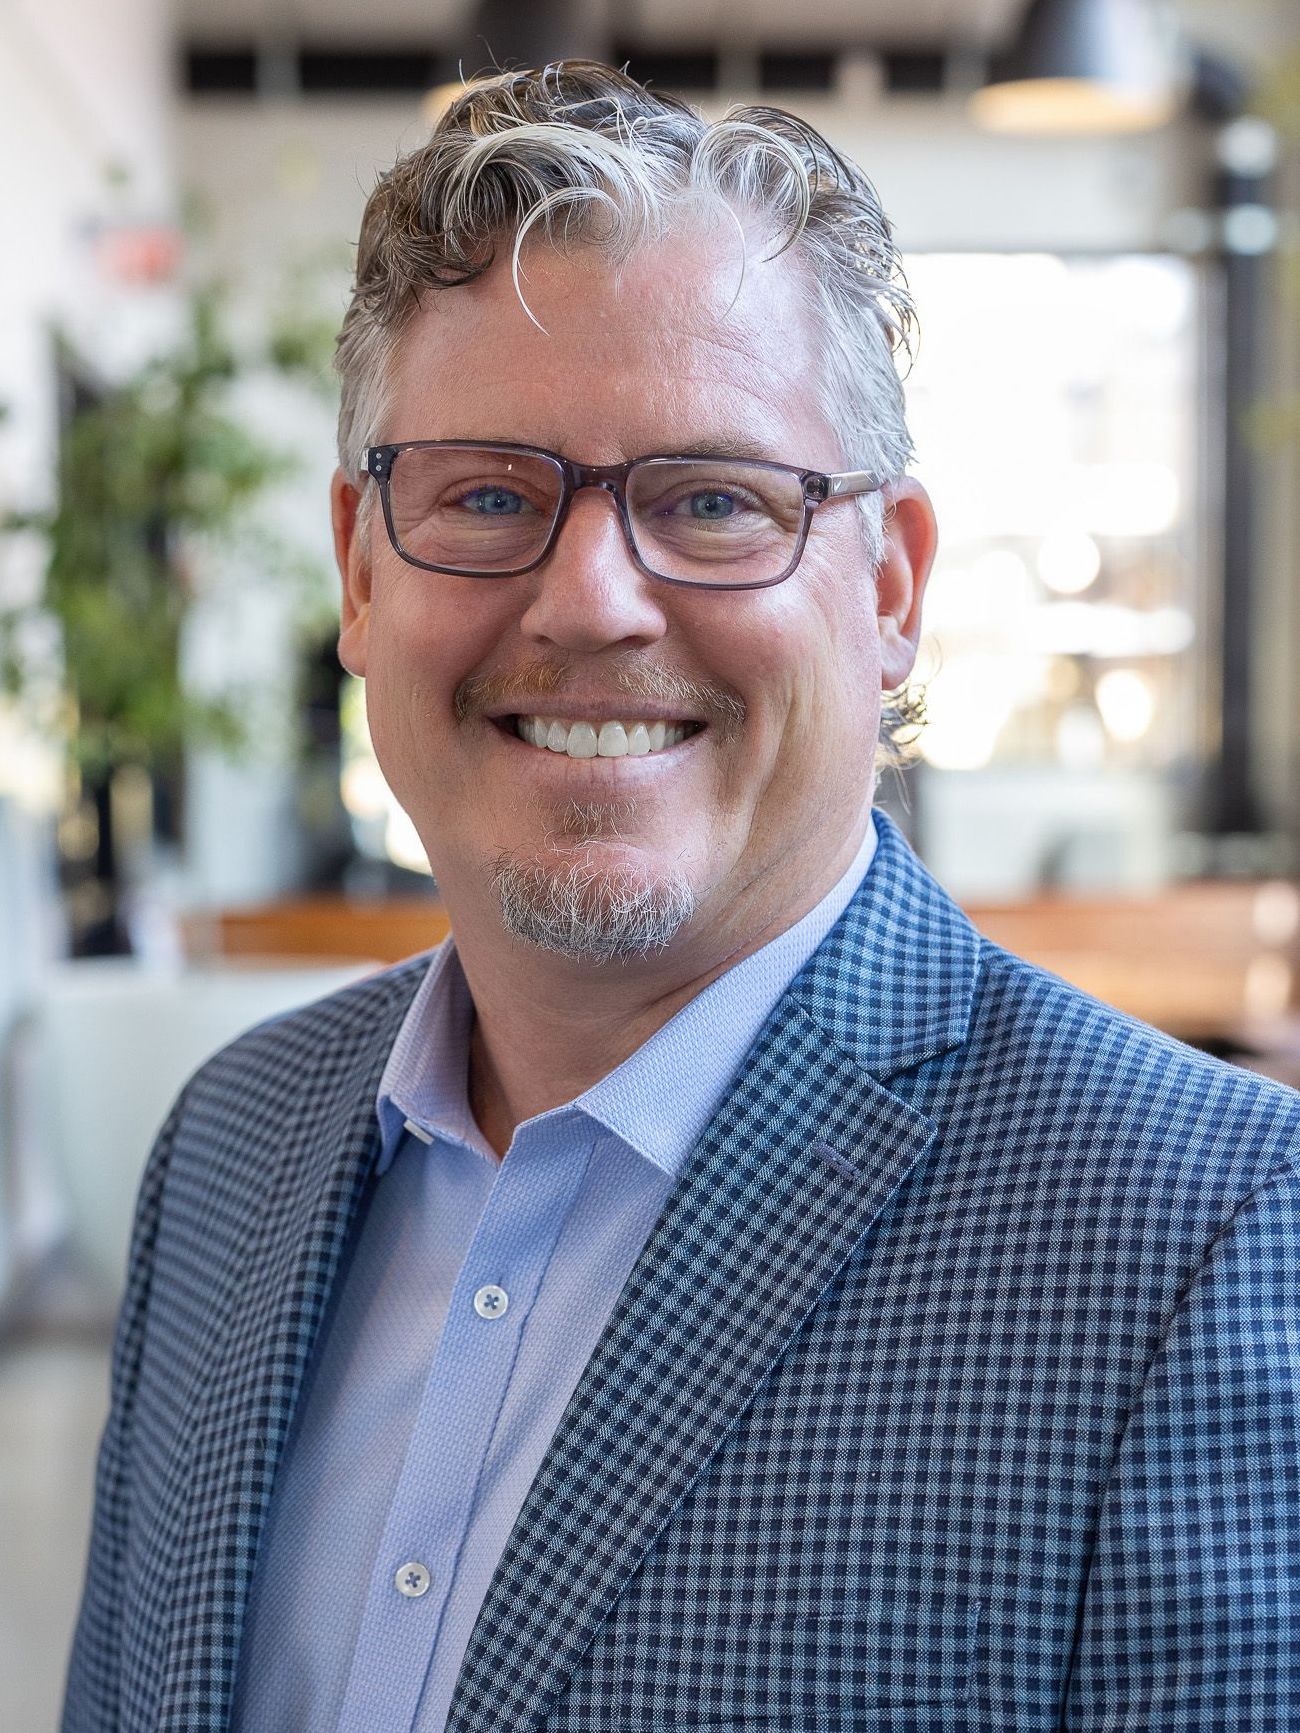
[331,468,373,676]
[874,477,937,691]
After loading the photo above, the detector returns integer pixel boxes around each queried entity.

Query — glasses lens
[387,445,563,572]
[627,459,805,585]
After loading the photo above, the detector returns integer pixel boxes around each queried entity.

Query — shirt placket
[335,1116,596,1733]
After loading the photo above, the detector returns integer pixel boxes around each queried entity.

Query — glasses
[363,440,885,591]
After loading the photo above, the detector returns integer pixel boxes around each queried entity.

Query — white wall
[0,0,176,501]
[0,0,177,1294]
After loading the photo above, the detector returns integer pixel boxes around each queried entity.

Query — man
[63,61,1300,1733]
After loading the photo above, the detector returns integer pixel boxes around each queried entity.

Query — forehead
[382,223,841,465]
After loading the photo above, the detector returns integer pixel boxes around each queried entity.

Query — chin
[489,842,698,965]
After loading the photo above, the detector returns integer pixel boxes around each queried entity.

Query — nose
[517,486,669,655]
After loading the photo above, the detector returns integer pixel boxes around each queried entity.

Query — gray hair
[335,60,924,764]
[492,843,698,962]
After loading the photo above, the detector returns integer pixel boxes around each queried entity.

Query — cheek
[740,607,881,836]
[696,614,840,826]
[371,570,511,712]
[359,593,471,801]
[741,579,878,736]
[362,682,430,816]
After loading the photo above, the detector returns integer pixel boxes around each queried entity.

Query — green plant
[0,283,332,777]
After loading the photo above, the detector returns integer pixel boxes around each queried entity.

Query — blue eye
[464,486,525,515]
[688,491,737,520]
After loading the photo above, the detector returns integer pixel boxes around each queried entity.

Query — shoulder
[176,951,432,1124]
[795,814,1300,1200]
[131,953,433,1285]
[956,934,1300,1193]
[863,935,1300,1365]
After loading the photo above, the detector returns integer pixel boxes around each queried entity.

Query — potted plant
[0,283,335,953]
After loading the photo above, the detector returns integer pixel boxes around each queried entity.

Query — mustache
[453,656,747,732]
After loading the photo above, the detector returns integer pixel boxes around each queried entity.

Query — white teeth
[515,716,696,759]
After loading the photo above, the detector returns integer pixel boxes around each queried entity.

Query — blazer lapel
[154,963,425,1732]
[447,811,982,1733]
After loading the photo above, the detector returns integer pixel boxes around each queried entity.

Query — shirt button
[473,1283,509,1319]
[395,1561,431,1598]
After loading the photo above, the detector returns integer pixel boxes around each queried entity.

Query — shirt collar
[376,936,482,1171]
[375,810,878,1178]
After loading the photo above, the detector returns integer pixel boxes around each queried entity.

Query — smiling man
[332,203,932,1153]
[63,61,1300,1733]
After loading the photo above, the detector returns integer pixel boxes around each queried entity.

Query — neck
[464,949,714,1158]
[457,820,870,1157]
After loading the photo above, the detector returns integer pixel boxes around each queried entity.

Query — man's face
[333,225,934,967]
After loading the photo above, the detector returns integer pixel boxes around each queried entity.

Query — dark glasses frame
[363,439,886,591]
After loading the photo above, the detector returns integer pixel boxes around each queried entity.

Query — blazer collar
[785,806,982,1079]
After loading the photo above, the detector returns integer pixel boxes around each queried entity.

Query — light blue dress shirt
[231,813,878,1733]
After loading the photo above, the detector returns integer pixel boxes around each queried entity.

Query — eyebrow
[667,437,778,462]
[470,435,780,463]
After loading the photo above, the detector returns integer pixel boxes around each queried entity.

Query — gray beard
[491,849,697,964]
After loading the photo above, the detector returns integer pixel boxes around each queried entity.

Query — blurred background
[3,0,1300,1720]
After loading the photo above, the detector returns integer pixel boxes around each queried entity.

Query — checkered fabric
[61,811,1300,1732]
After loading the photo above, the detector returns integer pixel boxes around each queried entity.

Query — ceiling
[173,0,1296,89]
[174,0,1030,51]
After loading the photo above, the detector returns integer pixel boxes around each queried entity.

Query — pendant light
[970,0,1185,136]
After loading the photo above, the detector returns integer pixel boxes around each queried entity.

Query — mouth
[497,714,706,760]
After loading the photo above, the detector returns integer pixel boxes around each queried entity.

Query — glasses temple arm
[824,470,887,498]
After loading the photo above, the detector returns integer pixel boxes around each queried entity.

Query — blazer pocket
[595,1595,981,1727]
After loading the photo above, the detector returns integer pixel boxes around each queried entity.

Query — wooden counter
[183,879,1300,1051]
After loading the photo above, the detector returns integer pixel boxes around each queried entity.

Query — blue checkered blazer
[63,812,1300,1731]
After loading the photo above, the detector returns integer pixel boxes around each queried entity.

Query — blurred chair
[148,873,1300,1283]
[182,895,450,965]
[179,883,1300,1059]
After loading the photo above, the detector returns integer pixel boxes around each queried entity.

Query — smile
[510,716,703,759]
